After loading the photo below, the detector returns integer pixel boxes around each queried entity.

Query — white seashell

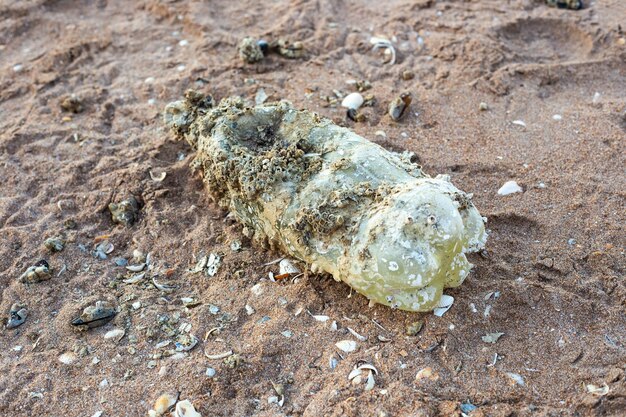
[312,314,329,322]
[341,92,364,110]
[189,255,207,273]
[506,372,525,386]
[206,253,221,277]
[123,272,145,284]
[175,400,202,417]
[497,180,523,196]
[511,120,526,127]
[335,340,357,353]
[347,327,367,341]
[348,368,362,380]
[126,263,146,272]
[279,259,300,275]
[155,340,172,349]
[433,294,454,317]
[357,364,379,375]
[150,170,167,182]
[204,350,233,360]
[58,352,76,365]
[251,283,263,296]
[104,328,125,340]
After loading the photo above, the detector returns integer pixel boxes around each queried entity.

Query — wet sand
[1,0,625,416]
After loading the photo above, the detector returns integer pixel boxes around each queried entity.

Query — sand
[1,0,625,416]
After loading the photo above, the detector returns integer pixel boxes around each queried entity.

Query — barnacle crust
[164,93,487,312]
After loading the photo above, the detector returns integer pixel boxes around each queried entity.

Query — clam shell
[71,301,117,329]
[341,92,364,110]
[175,400,202,417]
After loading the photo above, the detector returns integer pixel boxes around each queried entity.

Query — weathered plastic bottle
[164,92,486,312]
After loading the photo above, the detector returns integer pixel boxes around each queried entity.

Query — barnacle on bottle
[164,92,487,312]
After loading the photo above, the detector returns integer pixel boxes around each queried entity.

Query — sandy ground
[1,0,625,416]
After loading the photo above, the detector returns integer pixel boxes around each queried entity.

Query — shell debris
[6,303,28,329]
[370,36,396,65]
[175,400,202,417]
[498,180,523,196]
[71,301,117,330]
[19,260,52,284]
[335,340,357,353]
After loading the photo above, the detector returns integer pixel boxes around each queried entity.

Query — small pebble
[206,367,216,377]
[568,238,576,246]
[176,64,186,72]
[178,39,189,47]
[479,102,489,111]
[144,77,155,84]
[552,114,562,121]
[13,64,23,72]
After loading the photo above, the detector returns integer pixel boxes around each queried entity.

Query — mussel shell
[71,301,117,329]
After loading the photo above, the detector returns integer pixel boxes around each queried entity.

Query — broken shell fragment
[335,340,357,353]
[71,301,117,330]
[6,303,28,329]
[238,37,264,64]
[19,260,52,283]
[164,93,486,312]
[175,400,202,417]
[60,95,83,113]
[149,393,178,417]
[44,236,65,252]
[388,92,412,121]
[274,39,304,59]
[108,196,139,226]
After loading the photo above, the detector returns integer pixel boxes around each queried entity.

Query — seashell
[347,327,367,341]
[108,196,139,227]
[150,170,167,182]
[58,352,76,365]
[19,260,52,284]
[175,400,202,417]
[497,180,523,196]
[204,350,233,360]
[278,259,300,275]
[123,272,145,284]
[103,328,125,340]
[6,303,28,329]
[152,276,176,292]
[206,253,221,277]
[274,39,304,59]
[175,334,199,352]
[71,301,117,330]
[388,92,412,121]
[432,294,454,317]
[335,340,357,353]
[189,255,207,273]
[152,393,178,416]
[125,263,146,272]
[341,92,364,110]
[311,314,329,322]
[44,236,65,252]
